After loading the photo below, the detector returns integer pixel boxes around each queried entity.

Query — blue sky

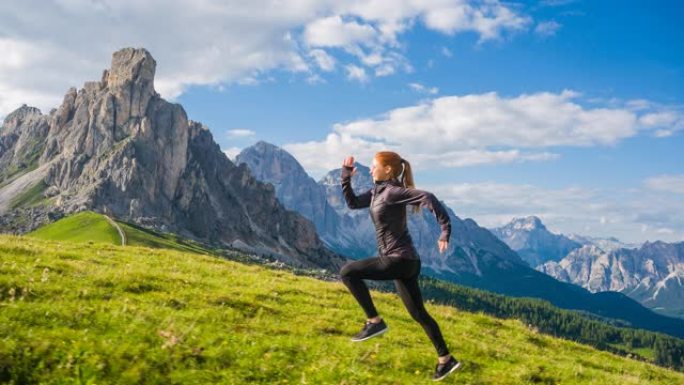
[1,0,683,243]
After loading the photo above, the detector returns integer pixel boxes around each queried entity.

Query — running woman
[339,151,462,381]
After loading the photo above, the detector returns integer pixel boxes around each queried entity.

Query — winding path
[104,215,126,246]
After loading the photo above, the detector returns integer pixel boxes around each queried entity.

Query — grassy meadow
[1,233,684,384]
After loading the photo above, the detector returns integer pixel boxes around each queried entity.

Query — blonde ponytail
[400,158,420,214]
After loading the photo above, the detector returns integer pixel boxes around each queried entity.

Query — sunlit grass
[1,234,682,384]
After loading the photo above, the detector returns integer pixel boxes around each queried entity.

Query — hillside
[1,235,683,384]
[27,211,211,254]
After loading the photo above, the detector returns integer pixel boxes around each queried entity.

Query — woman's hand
[343,156,357,176]
[438,240,449,254]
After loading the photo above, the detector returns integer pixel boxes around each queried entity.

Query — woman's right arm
[341,157,371,209]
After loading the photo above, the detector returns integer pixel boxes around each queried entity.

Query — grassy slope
[116,221,211,255]
[28,211,121,245]
[28,211,211,254]
[1,235,682,385]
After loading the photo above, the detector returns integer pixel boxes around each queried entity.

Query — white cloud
[283,90,684,175]
[639,111,682,129]
[635,104,684,137]
[331,90,642,150]
[408,82,439,95]
[345,64,368,83]
[375,64,396,77]
[304,15,377,48]
[534,20,561,37]
[308,49,336,72]
[0,0,533,116]
[0,1,322,115]
[226,129,256,138]
[645,175,684,195]
[441,46,453,57]
[283,132,386,178]
[422,1,531,41]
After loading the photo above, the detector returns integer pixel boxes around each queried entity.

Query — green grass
[608,343,656,361]
[117,221,211,254]
[28,211,121,245]
[1,235,683,384]
[28,211,212,254]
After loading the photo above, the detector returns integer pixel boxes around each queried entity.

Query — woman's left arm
[388,187,451,243]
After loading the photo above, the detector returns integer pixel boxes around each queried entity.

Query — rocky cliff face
[235,141,340,242]
[539,241,684,318]
[566,233,640,252]
[0,48,344,271]
[490,216,583,267]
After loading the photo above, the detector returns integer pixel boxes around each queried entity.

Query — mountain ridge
[0,48,344,271]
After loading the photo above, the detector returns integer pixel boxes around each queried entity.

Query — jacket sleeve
[340,166,372,209]
[387,187,451,242]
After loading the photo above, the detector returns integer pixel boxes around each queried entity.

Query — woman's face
[370,158,391,182]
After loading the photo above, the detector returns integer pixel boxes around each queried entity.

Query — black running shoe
[432,356,462,381]
[350,319,388,342]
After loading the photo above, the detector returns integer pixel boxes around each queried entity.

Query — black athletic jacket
[341,165,451,259]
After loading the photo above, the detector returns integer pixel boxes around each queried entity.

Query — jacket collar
[374,178,402,186]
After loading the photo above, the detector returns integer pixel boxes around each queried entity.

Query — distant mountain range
[492,216,684,319]
[0,48,344,271]
[237,141,524,275]
[236,141,684,337]
[489,216,583,267]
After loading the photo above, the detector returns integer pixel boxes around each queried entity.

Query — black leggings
[340,256,450,357]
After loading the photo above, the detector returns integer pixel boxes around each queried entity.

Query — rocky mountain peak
[104,48,156,91]
[510,216,546,231]
[0,48,344,271]
[253,140,278,151]
[491,215,582,267]
[1,105,43,134]
[4,104,42,121]
[236,140,309,184]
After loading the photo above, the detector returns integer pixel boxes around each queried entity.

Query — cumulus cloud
[421,1,531,40]
[283,90,684,177]
[308,49,336,72]
[345,64,369,83]
[638,110,684,137]
[304,15,377,48]
[0,0,319,116]
[0,0,533,116]
[283,91,626,171]
[333,90,642,149]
